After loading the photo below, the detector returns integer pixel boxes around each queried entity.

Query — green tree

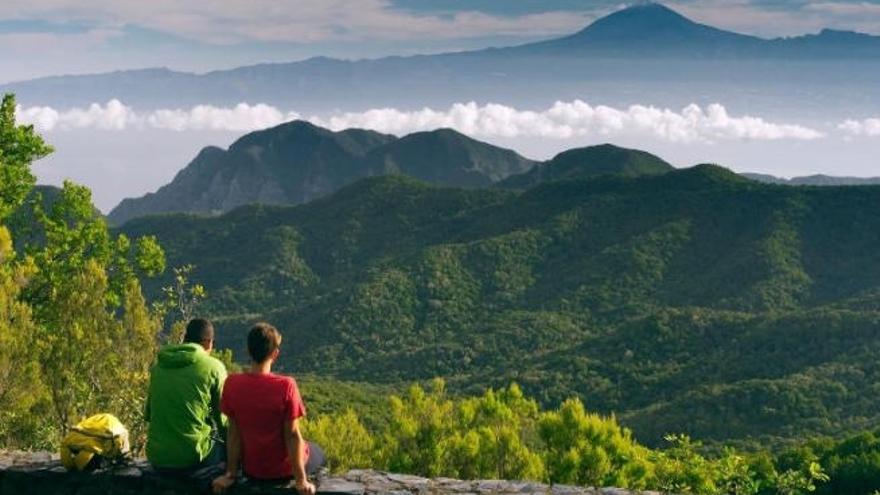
[304,408,375,473]
[773,462,828,495]
[0,226,46,447]
[443,384,544,480]
[0,93,166,450]
[797,431,879,495]
[715,450,762,495]
[382,379,452,477]
[652,435,718,495]
[0,93,54,447]
[539,398,653,489]
[22,182,165,437]
[287,378,837,494]
[0,94,53,220]
[112,278,164,452]
[378,381,544,481]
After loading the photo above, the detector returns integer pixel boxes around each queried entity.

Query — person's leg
[152,465,194,478]
[190,441,226,492]
[304,442,326,476]
[201,440,225,467]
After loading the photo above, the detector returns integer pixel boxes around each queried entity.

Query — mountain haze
[743,173,880,186]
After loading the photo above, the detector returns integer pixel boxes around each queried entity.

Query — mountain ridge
[106,122,538,225]
[498,144,674,189]
[107,119,880,226]
[743,172,880,186]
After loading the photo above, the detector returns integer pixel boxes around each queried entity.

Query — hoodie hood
[157,343,205,369]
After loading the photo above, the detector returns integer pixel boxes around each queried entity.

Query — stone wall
[0,451,664,495]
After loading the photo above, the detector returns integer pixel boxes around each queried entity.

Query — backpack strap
[69,427,118,441]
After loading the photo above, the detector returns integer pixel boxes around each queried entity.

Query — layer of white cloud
[147,104,301,132]
[839,118,880,136]
[16,100,827,143]
[16,100,301,132]
[314,101,825,142]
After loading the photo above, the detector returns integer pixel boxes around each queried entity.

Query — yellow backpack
[60,413,131,471]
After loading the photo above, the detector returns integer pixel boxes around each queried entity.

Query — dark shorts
[152,441,326,491]
[304,441,326,476]
[151,442,226,491]
[241,441,327,485]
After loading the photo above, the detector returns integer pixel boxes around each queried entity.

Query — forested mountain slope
[120,165,880,448]
[498,144,673,189]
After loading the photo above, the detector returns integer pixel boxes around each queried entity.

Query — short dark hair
[248,322,282,363]
[184,318,214,345]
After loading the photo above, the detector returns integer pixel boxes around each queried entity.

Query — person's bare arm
[283,418,315,495]
[212,419,241,494]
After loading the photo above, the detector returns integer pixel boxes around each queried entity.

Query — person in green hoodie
[146,318,228,475]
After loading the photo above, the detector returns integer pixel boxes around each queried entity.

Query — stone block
[0,451,674,495]
[317,478,367,495]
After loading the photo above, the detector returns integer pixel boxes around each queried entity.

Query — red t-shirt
[220,373,308,479]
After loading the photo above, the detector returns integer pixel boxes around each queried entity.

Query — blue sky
[3,0,880,83]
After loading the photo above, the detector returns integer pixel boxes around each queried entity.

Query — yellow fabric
[60,413,130,471]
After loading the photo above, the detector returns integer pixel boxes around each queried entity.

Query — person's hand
[295,478,316,495]
[212,473,236,494]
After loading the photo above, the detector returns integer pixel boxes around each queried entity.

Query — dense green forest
[497,143,673,188]
[117,159,880,450]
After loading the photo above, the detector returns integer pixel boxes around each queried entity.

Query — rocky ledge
[0,451,663,494]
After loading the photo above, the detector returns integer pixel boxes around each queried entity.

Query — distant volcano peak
[581,3,697,35]
[559,2,758,46]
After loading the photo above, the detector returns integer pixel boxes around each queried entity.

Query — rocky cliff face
[0,451,667,495]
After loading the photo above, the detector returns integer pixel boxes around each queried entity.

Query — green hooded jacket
[145,343,227,468]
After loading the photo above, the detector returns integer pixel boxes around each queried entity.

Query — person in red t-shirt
[212,322,325,494]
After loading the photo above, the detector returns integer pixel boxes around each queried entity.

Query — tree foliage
[0,226,45,446]
[540,398,651,488]
[303,379,830,494]
[0,94,53,221]
[0,93,166,450]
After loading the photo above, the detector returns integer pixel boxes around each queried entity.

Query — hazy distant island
[5,3,880,112]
